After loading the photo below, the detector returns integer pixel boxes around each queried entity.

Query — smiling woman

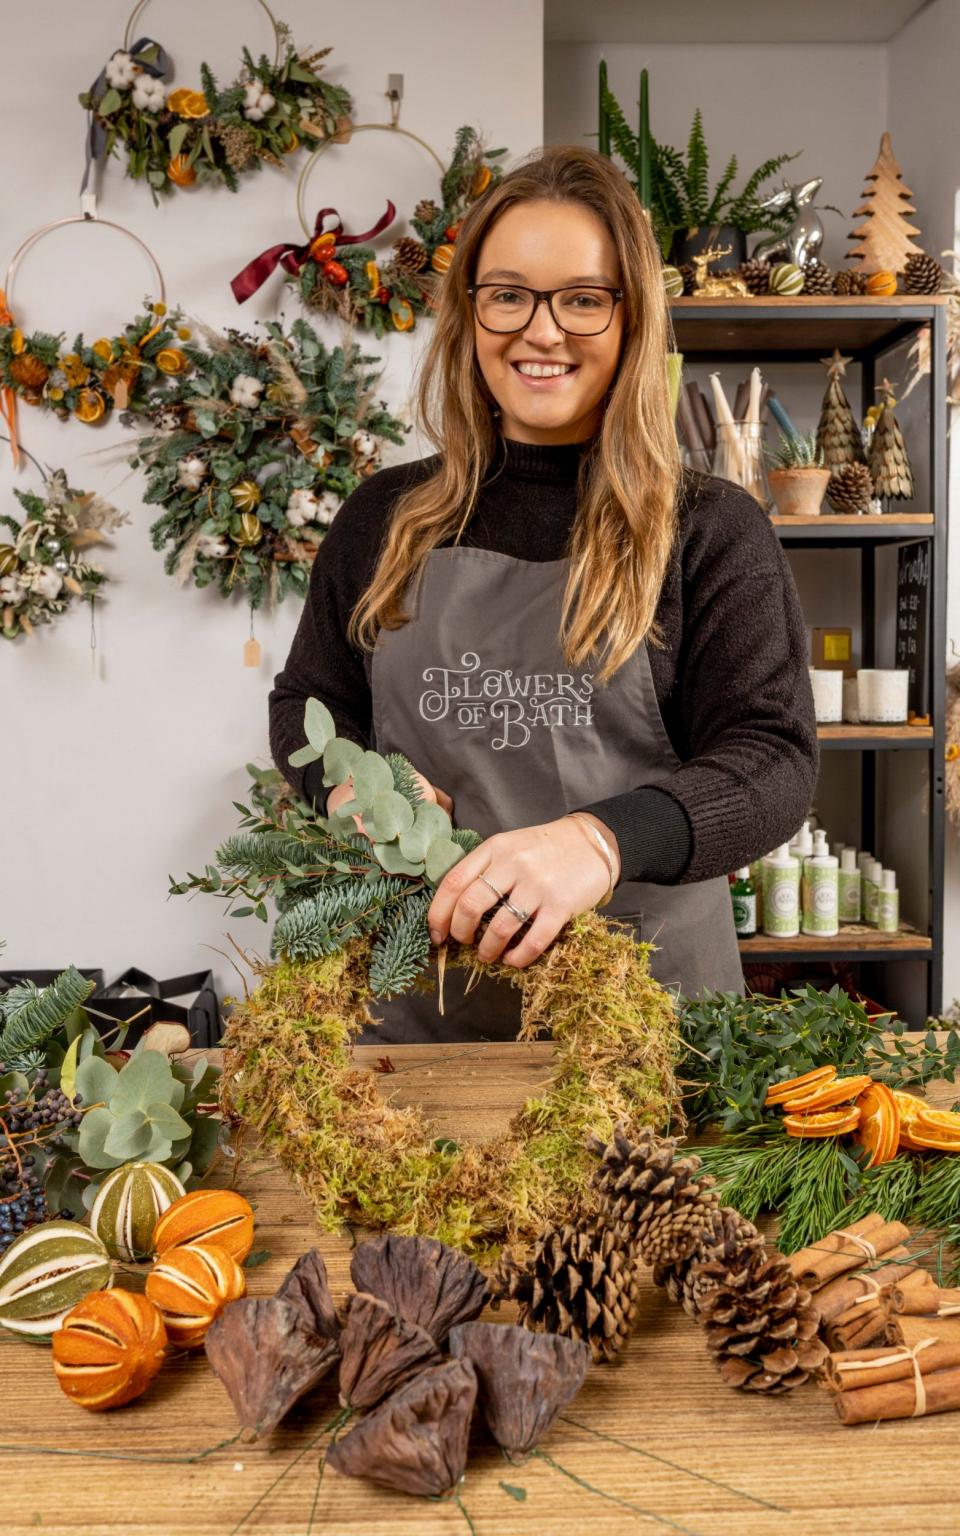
[269,144,818,1043]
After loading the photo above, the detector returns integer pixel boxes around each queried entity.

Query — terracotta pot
[768,467,831,517]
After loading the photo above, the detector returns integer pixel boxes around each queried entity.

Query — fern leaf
[686,108,709,225]
[369,895,431,999]
[706,152,738,224]
[0,966,95,1061]
[601,86,640,182]
[726,152,800,233]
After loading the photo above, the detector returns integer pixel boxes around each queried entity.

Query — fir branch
[368,894,431,998]
[0,967,95,1061]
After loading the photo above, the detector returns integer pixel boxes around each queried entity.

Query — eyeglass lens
[473,285,616,335]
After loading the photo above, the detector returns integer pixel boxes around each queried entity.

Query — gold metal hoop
[124,0,282,67]
[5,216,165,317]
[296,124,446,240]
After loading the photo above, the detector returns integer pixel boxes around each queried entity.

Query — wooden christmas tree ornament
[846,132,923,275]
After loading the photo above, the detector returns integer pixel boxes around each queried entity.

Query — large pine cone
[588,1127,719,1267]
[491,1219,641,1364]
[393,236,428,274]
[413,199,440,225]
[654,1205,764,1320]
[802,259,834,295]
[903,252,944,295]
[827,461,874,514]
[9,354,49,389]
[739,258,771,296]
[698,1245,828,1393]
[833,268,868,295]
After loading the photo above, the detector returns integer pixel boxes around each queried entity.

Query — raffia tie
[837,1336,939,1416]
[850,1274,883,1309]
[837,1229,879,1263]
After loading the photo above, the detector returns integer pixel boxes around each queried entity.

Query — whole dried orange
[783,1104,861,1138]
[765,1065,837,1107]
[852,1082,900,1167]
[782,1074,873,1113]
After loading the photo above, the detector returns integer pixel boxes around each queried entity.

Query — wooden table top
[3,1041,960,1536]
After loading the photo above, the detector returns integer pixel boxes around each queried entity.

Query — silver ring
[503,898,530,923]
[479,873,506,901]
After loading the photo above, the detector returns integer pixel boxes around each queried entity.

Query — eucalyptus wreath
[127,316,407,608]
[79,22,352,202]
[173,699,679,1256]
[1,469,127,642]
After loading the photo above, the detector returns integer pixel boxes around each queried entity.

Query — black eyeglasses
[467,283,624,337]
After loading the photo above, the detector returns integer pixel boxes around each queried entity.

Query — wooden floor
[4,1042,960,1536]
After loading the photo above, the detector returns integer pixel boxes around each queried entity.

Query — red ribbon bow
[230,202,397,304]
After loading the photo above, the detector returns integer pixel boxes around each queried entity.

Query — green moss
[221,910,679,1258]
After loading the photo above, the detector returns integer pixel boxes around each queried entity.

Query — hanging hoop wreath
[0,217,177,458]
[127,313,407,608]
[79,1,353,202]
[0,439,128,643]
[230,124,507,336]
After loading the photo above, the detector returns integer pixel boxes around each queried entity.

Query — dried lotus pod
[338,1291,442,1411]
[276,1248,340,1340]
[349,1234,487,1343]
[204,1297,339,1437]
[327,1358,477,1498]
[145,1242,246,1348]
[449,1321,589,1454]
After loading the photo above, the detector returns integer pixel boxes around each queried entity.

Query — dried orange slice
[894,1090,930,1151]
[915,1107,960,1135]
[908,1107,960,1152]
[765,1065,837,1107]
[783,1104,861,1138]
[852,1082,900,1168]
[782,1074,873,1113]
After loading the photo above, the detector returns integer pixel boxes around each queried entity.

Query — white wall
[1,0,544,993]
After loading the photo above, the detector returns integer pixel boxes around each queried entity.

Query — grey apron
[364,546,743,1042]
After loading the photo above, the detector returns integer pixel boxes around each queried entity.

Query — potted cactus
[766,432,831,517]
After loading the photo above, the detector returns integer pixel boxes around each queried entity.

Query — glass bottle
[713,421,771,510]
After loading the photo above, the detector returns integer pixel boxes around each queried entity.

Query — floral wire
[531,1448,705,1536]
[557,1416,788,1513]
[0,1428,244,1464]
[453,1492,479,1535]
[229,1409,350,1536]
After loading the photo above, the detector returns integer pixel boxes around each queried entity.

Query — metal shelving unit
[671,296,949,1016]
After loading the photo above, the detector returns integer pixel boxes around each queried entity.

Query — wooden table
[4,1042,960,1536]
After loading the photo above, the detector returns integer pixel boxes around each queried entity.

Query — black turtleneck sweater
[268,437,818,886]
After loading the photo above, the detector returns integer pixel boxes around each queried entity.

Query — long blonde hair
[349,144,680,683]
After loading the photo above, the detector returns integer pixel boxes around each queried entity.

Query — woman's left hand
[426,814,620,969]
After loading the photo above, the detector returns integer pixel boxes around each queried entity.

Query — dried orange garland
[765,1066,960,1164]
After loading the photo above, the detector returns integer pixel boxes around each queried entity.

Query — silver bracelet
[567,813,617,907]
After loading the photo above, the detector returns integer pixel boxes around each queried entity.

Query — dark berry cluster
[0,1068,83,1251]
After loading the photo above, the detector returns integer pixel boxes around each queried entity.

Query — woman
[269,145,817,1040]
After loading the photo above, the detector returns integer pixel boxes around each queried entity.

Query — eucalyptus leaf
[413,801,453,841]
[397,822,431,862]
[74,1054,119,1110]
[366,790,415,843]
[288,743,321,768]
[351,752,394,810]
[98,87,122,116]
[322,737,365,786]
[425,836,464,884]
[304,696,336,754]
[373,842,426,877]
[110,1052,175,1115]
[103,1109,153,1161]
[77,1106,125,1170]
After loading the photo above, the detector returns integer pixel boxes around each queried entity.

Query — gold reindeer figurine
[692,244,749,297]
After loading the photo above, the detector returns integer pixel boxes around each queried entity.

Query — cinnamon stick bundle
[826,1341,960,1392]
[813,1247,916,1323]
[891,1270,941,1316]
[789,1216,911,1290]
[834,1364,960,1425]
[825,1298,902,1353]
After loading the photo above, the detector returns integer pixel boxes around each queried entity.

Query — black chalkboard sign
[896,540,931,716]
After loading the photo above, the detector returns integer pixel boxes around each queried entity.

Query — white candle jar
[857,669,909,723]
[809,668,843,722]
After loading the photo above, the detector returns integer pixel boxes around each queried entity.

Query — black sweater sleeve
[578,479,818,884]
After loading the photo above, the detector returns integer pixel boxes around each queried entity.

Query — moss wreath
[221,910,680,1263]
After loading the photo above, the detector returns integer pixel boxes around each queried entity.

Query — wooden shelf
[670,295,946,359]
[739,923,932,962]
[773,513,933,544]
[818,724,933,749]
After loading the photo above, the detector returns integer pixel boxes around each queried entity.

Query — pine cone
[654,1205,764,1320]
[827,461,874,514]
[393,237,428,275]
[587,1127,719,1266]
[903,252,944,295]
[802,259,833,295]
[738,258,770,296]
[678,263,696,296]
[414,199,440,225]
[9,354,48,390]
[697,1244,827,1393]
[833,268,868,296]
[491,1219,640,1364]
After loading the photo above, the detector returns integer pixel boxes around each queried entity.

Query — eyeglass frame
[466,282,625,336]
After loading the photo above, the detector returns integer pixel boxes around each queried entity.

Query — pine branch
[0,979,40,1023]
[368,895,431,998]
[0,967,95,1061]
[386,753,426,808]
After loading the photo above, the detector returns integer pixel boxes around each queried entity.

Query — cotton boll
[257,91,275,114]
[105,50,136,89]
[197,535,230,558]
[176,455,207,491]
[242,81,262,109]
[286,489,319,527]
[0,574,25,605]
[351,429,377,460]
[315,490,341,527]
[30,568,63,601]
[229,374,264,408]
[155,409,182,435]
[132,74,165,112]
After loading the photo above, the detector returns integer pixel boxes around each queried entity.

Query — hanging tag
[113,378,129,410]
[243,636,261,667]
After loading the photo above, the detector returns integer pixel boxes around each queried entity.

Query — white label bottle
[877,868,899,933]
[802,830,839,936]
[762,845,801,937]
[838,847,861,923]
[863,858,882,925]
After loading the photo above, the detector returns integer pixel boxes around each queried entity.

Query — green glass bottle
[731,867,757,938]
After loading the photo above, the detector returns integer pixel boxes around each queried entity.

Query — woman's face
[471,198,625,446]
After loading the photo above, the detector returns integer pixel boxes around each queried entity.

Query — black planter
[670,225,746,270]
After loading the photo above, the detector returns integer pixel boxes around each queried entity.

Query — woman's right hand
[327,771,454,839]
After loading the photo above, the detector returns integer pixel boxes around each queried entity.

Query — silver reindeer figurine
[751,176,828,268]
